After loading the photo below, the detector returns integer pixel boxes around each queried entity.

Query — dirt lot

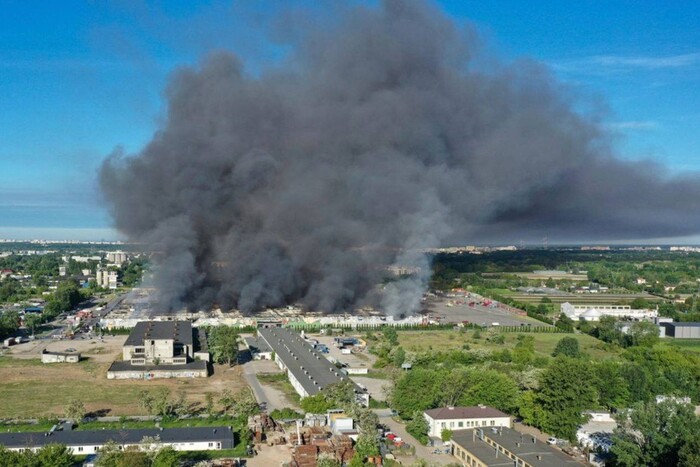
[0,336,248,419]
[6,335,126,363]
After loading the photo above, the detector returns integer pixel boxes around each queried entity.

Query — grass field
[396,329,617,359]
[658,339,700,354]
[0,357,247,419]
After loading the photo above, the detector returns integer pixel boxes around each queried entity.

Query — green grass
[397,329,618,359]
[658,339,700,354]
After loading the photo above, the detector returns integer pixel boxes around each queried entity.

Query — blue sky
[1,0,698,241]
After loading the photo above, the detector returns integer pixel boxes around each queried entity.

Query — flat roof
[452,428,581,467]
[425,406,509,420]
[108,360,207,372]
[124,321,193,347]
[244,336,272,353]
[258,327,360,396]
[0,426,233,449]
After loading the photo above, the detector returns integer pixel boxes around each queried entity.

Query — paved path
[373,409,452,465]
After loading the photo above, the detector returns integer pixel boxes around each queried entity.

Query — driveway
[374,409,453,465]
[242,359,299,412]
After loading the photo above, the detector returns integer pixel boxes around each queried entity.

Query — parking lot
[425,298,543,327]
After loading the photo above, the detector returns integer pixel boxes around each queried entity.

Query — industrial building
[0,426,234,454]
[451,427,580,467]
[424,406,511,438]
[561,302,657,322]
[243,335,273,360]
[258,327,369,406]
[661,322,700,339]
[107,321,209,379]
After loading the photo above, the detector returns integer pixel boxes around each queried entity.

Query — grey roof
[451,428,581,467]
[244,336,272,353]
[124,321,193,347]
[0,426,234,449]
[108,360,207,372]
[258,327,360,396]
[425,406,509,421]
[663,322,700,328]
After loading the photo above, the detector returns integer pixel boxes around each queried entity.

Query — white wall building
[423,406,511,438]
[561,302,657,322]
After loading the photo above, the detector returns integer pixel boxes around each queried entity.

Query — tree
[596,316,622,344]
[153,447,180,467]
[208,326,239,366]
[393,346,406,366]
[64,398,85,422]
[679,433,700,467]
[300,394,333,414]
[406,410,429,445]
[552,337,580,358]
[390,368,443,418]
[219,389,236,416]
[383,327,398,346]
[595,361,629,410]
[354,433,380,460]
[24,313,42,336]
[610,400,700,467]
[317,453,341,467]
[0,446,23,467]
[441,428,453,442]
[459,369,520,413]
[205,392,215,417]
[536,357,597,441]
[627,321,659,347]
[35,444,74,467]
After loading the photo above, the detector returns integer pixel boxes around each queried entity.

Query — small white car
[547,437,558,445]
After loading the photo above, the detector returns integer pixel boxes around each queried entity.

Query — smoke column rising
[101,0,700,313]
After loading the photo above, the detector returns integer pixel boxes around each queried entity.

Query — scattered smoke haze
[100,0,700,314]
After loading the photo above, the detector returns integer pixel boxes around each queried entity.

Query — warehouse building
[661,322,700,339]
[258,327,369,406]
[0,426,234,454]
[451,427,580,467]
[561,302,657,322]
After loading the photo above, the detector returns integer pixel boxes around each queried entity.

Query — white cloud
[551,52,700,75]
[608,121,659,131]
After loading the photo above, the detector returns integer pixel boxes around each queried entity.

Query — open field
[0,355,247,419]
[396,329,617,359]
[658,338,700,354]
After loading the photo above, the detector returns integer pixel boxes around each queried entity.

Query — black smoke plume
[100,0,700,313]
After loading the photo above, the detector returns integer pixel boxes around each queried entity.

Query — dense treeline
[375,326,700,449]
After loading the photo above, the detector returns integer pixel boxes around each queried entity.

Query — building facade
[424,406,511,438]
[561,302,657,322]
[108,321,209,379]
[0,426,234,454]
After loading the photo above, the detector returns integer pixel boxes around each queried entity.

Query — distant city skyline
[1,0,698,241]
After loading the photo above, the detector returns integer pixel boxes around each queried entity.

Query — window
[482,420,487,426]
[458,421,463,427]
[490,420,495,425]
[78,447,83,452]
[208,442,214,447]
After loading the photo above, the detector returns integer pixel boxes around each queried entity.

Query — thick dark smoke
[100,0,700,313]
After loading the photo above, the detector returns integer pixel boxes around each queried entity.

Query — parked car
[547,437,558,445]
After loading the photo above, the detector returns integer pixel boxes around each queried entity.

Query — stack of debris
[249,413,282,443]
[293,444,319,467]
[291,434,355,467]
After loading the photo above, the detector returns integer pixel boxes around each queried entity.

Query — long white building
[561,302,657,322]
